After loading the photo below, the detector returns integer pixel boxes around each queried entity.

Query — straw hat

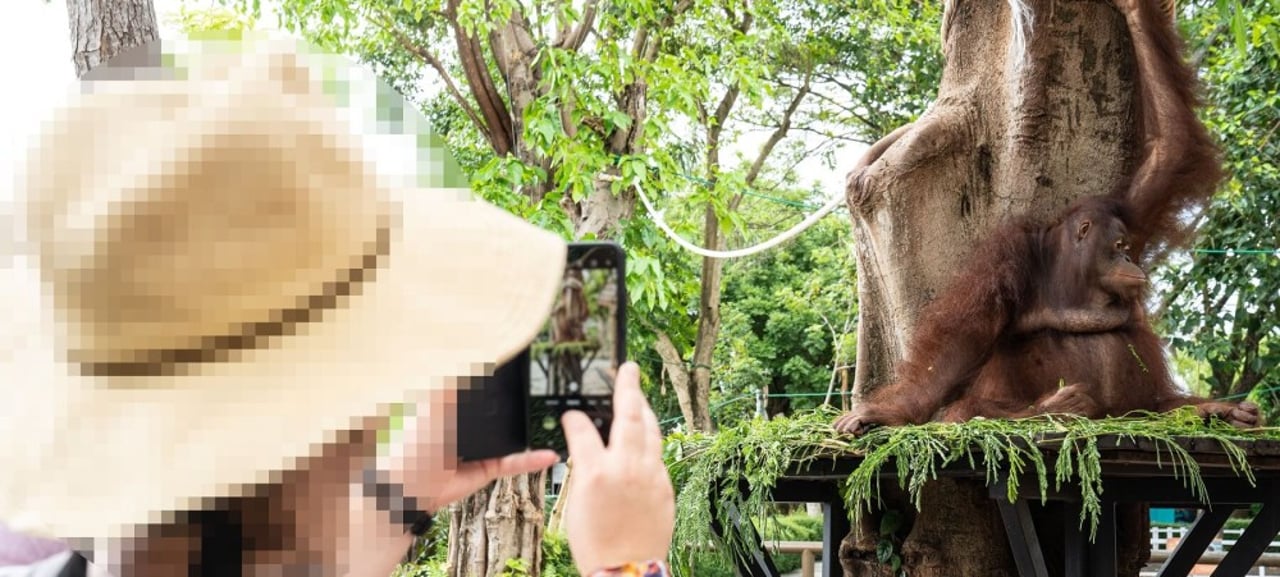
[0,37,565,543]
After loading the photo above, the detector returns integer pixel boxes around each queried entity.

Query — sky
[0,0,862,258]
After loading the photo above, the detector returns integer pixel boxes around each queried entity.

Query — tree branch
[630,0,695,62]
[696,100,710,127]
[703,4,755,169]
[1153,271,1194,322]
[555,0,599,51]
[629,24,650,61]
[1189,22,1227,70]
[651,327,697,426]
[446,0,515,155]
[738,74,811,208]
[652,330,688,370]
[549,2,596,140]
[1211,289,1234,328]
[734,118,870,145]
[1228,315,1265,397]
[709,85,741,140]
[374,14,491,142]
[803,75,884,134]
[605,0,697,154]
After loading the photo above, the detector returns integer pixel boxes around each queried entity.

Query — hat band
[77,225,393,379]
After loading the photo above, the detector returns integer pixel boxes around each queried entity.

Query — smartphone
[526,242,626,458]
[454,241,625,462]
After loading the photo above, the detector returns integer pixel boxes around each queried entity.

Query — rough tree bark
[66,0,159,79]
[446,473,548,576]
[842,0,1152,574]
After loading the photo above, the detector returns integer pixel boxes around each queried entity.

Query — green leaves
[169,3,258,37]
[627,252,671,311]
[252,0,943,434]
[1210,0,1280,60]
[666,407,1278,573]
[1156,0,1280,420]
[521,99,563,153]
[713,215,858,418]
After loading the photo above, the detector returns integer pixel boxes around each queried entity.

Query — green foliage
[666,510,819,577]
[665,407,1280,572]
[391,511,451,577]
[168,3,258,36]
[874,509,906,576]
[200,0,943,432]
[395,529,578,576]
[536,532,579,577]
[715,215,858,424]
[1197,0,1280,61]
[1157,0,1280,417]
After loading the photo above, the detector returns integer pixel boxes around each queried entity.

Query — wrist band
[587,560,670,577]
[361,469,434,536]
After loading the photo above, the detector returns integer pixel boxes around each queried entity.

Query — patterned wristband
[586,560,670,577]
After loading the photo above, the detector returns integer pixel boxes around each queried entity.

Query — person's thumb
[561,410,605,461]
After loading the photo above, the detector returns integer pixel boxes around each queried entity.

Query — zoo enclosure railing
[765,527,1280,577]
[1143,526,1280,576]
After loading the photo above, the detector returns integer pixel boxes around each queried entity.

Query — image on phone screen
[527,242,624,456]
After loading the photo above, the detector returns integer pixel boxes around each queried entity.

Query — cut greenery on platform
[663,406,1280,570]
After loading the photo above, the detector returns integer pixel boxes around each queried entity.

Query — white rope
[620,175,844,259]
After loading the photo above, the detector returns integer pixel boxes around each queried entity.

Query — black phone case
[527,241,627,456]
[455,241,626,462]
[455,350,529,462]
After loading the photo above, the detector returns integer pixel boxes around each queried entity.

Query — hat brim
[0,186,566,541]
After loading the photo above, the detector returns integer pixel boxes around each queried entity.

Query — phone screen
[526,242,625,457]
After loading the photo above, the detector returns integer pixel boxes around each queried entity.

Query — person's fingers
[614,364,662,459]
[496,449,561,476]
[641,403,663,461]
[432,450,557,510]
[562,410,606,462]
[465,449,560,485]
[609,362,648,456]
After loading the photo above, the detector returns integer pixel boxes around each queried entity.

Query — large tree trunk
[446,472,548,576]
[66,0,159,79]
[842,0,1149,574]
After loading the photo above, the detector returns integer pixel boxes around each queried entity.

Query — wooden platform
[710,435,1280,577]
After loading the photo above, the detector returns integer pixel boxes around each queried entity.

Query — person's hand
[389,388,559,512]
[562,362,675,574]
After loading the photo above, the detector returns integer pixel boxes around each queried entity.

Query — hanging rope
[611,174,845,260]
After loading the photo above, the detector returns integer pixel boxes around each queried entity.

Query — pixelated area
[0,33,566,573]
